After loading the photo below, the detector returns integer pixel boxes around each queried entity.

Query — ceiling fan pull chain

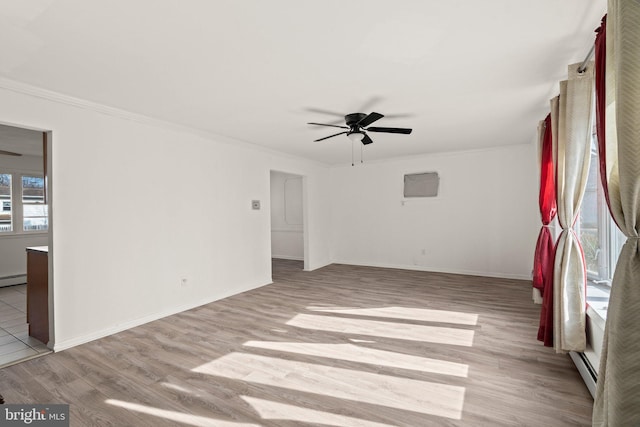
[351,140,354,166]
[361,142,364,164]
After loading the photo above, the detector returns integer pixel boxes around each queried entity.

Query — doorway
[269,171,306,271]
[0,123,52,367]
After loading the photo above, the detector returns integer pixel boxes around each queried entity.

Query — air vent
[403,172,439,197]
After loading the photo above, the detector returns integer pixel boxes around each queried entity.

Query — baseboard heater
[570,351,597,398]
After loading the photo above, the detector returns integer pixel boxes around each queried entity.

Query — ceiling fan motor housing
[345,113,367,127]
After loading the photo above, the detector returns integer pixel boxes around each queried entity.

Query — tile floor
[0,284,50,368]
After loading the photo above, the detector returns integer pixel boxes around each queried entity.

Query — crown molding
[0,77,330,168]
[0,77,154,124]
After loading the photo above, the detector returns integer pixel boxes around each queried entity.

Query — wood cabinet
[26,246,49,344]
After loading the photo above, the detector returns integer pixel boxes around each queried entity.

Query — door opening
[269,171,305,272]
[0,123,53,366]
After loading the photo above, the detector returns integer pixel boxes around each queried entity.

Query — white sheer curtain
[593,0,640,424]
[552,63,593,352]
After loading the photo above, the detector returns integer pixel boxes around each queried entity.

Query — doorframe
[0,120,55,349]
[44,130,54,348]
[269,170,308,270]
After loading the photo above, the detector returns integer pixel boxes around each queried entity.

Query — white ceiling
[0,0,607,165]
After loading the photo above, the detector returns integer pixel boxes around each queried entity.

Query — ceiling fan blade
[314,131,348,142]
[366,126,413,134]
[0,149,22,156]
[383,113,414,119]
[303,108,346,125]
[357,112,384,127]
[361,134,374,145]
[304,107,345,117]
[356,96,384,113]
[307,122,349,129]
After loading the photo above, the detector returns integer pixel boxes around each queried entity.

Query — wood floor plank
[0,260,592,426]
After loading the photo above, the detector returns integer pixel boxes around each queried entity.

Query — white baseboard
[272,255,304,261]
[0,275,27,288]
[332,260,532,281]
[53,279,273,352]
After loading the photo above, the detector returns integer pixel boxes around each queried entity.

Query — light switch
[251,200,261,210]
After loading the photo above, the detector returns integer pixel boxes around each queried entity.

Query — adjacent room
[1,0,638,425]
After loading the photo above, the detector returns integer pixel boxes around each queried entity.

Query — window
[22,175,48,231]
[0,172,48,234]
[578,134,624,284]
[579,139,606,278]
[0,173,12,232]
[578,129,624,319]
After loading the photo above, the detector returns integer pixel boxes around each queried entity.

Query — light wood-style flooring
[0,260,592,426]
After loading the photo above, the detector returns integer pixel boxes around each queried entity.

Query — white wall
[270,171,304,260]
[0,154,48,285]
[330,145,540,279]
[0,83,331,350]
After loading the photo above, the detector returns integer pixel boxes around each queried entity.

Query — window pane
[23,204,48,217]
[0,173,11,232]
[580,151,599,275]
[22,175,48,231]
[22,176,45,203]
[24,217,48,231]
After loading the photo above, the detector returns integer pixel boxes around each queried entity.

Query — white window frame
[0,173,13,233]
[0,170,48,236]
[579,153,624,287]
[21,174,48,232]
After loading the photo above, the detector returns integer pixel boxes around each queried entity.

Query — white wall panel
[330,145,539,279]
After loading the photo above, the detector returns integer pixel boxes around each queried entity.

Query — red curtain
[534,114,557,346]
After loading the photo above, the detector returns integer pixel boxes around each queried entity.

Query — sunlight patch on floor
[193,352,465,420]
[307,306,479,325]
[243,341,468,377]
[286,313,475,346]
[105,399,260,427]
[241,396,395,427]
[161,382,195,394]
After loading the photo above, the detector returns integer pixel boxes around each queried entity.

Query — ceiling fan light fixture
[347,132,364,143]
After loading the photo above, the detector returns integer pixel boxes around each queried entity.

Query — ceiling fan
[308,112,412,145]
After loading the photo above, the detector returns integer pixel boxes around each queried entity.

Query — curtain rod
[577,44,595,73]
